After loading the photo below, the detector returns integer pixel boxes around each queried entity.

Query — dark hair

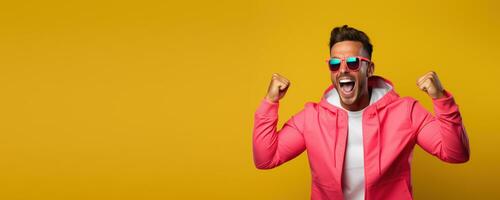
[329,25,373,58]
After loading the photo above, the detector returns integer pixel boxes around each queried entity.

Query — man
[252,25,470,200]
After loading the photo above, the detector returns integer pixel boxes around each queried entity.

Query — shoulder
[302,101,331,113]
[304,102,318,109]
[391,96,428,118]
[383,96,421,115]
[399,96,418,104]
[290,101,324,119]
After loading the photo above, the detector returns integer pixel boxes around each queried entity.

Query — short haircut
[329,25,373,58]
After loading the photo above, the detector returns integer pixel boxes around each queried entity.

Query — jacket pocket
[368,176,413,200]
[311,178,341,200]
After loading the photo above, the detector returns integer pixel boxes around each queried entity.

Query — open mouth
[339,79,355,94]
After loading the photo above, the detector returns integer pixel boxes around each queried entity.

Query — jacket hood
[319,75,400,113]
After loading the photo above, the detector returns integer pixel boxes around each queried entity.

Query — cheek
[355,72,367,88]
[330,72,337,82]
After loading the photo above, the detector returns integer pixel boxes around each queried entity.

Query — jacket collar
[318,75,400,113]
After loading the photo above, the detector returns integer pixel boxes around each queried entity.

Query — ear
[367,62,375,77]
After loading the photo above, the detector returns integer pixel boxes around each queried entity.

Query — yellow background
[0,0,498,199]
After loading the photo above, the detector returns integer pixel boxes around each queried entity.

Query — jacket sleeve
[412,90,470,163]
[252,99,307,169]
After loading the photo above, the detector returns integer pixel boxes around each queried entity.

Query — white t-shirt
[342,109,365,200]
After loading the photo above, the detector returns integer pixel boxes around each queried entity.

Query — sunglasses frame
[326,56,372,72]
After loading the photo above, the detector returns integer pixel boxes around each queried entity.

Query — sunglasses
[326,56,372,71]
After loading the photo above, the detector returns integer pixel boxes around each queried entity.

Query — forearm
[253,99,281,169]
[252,99,306,169]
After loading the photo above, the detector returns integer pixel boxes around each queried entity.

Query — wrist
[265,96,279,103]
[432,90,445,99]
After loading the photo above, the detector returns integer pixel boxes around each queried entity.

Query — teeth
[339,79,354,83]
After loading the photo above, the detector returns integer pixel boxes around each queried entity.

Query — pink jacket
[253,76,470,200]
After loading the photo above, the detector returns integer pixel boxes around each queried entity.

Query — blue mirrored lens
[330,59,341,65]
[329,59,341,71]
[346,57,360,70]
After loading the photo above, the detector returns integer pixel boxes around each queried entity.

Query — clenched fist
[265,73,290,103]
[417,71,445,99]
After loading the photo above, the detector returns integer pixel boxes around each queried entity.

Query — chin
[340,96,356,106]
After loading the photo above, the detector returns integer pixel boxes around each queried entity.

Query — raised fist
[417,71,445,99]
[265,73,290,103]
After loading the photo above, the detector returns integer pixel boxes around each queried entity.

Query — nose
[339,61,348,74]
